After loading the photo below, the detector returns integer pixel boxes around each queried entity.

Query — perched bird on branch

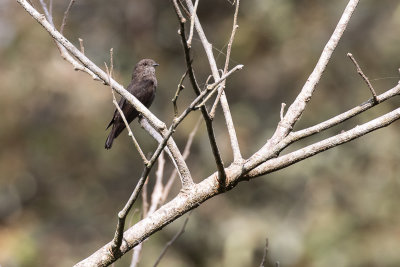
[105,58,159,149]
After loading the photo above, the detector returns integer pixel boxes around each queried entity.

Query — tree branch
[244,0,360,171]
[245,108,400,178]
[210,0,240,118]
[172,0,227,186]
[185,0,244,163]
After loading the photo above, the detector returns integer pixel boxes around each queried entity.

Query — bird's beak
[153,63,159,67]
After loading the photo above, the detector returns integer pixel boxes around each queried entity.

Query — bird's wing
[105,97,126,130]
[134,79,156,107]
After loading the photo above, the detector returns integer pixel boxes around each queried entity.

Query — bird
[105,58,159,149]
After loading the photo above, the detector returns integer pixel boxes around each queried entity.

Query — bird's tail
[105,128,116,149]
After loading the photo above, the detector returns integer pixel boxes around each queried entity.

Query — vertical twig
[148,151,166,215]
[78,38,84,54]
[172,69,188,117]
[210,0,240,118]
[162,116,202,203]
[186,0,199,47]
[60,0,76,34]
[153,216,190,267]
[259,239,269,267]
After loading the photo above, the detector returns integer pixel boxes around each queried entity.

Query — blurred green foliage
[0,0,399,266]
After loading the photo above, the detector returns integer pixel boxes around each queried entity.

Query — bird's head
[133,58,159,78]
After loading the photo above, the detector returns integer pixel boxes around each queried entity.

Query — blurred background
[1,0,400,266]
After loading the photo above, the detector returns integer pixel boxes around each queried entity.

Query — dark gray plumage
[105,59,158,149]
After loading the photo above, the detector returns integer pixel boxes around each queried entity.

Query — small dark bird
[105,58,159,149]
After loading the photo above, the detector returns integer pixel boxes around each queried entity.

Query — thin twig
[148,151,166,215]
[111,166,150,253]
[142,179,149,218]
[49,0,53,19]
[38,0,100,80]
[186,0,199,47]
[38,0,53,25]
[177,0,190,18]
[195,65,244,108]
[78,38,84,54]
[60,0,76,34]
[153,216,190,267]
[347,52,378,102]
[259,239,269,267]
[172,69,188,117]
[162,116,202,203]
[131,244,142,267]
[210,0,240,118]
[131,152,165,267]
